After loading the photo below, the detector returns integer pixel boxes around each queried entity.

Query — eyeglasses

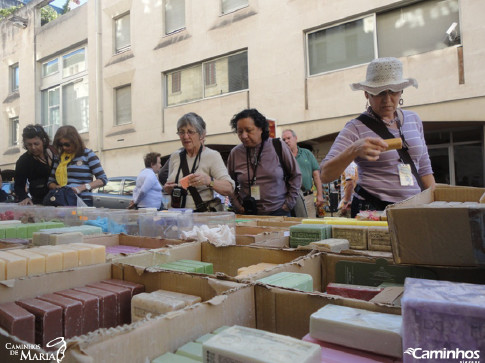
[58,142,71,148]
[372,90,401,98]
[176,130,198,136]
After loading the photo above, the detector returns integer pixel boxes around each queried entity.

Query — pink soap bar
[0,302,35,343]
[106,245,146,255]
[16,298,62,348]
[37,293,83,339]
[326,283,383,301]
[87,282,132,325]
[101,279,145,297]
[302,334,401,363]
[74,286,118,329]
[55,289,99,334]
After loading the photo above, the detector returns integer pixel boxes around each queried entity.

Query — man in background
[282,129,324,218]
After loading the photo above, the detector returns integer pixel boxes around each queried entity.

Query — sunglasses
[58,142,71,148]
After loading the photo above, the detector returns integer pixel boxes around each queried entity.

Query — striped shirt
[49,148,108,195]
[321,110,433,203]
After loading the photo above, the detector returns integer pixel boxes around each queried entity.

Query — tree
[41,5,58,25]
[0,5,23,21]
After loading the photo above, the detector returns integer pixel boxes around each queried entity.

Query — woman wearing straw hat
[320,57,435,217]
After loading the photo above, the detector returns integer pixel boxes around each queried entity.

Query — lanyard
[246,141,265,189]
[175,146,202,183]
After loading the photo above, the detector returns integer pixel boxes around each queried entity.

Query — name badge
[398,164,414,186]
[250,185,261,200]
[76,161,83,166]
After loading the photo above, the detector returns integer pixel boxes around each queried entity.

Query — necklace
[368,107,398,127]
[382,118,397,127]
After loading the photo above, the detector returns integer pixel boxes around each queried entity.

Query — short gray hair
[177,112,206,135]
[282,129,296,137]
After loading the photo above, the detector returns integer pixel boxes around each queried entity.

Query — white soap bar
[63,244,93,266]
[71,243,106,264]
[309,238,349,252]
[151,289,201,306]
[131,292,185,322]
[203,325,321,363]
[48,232,84,245]
[40,246,79,269]
[9,249,46,276]
[310,304,402,358]
[0,251,27,279]
[28,248,62,273]
[0,258,5,280]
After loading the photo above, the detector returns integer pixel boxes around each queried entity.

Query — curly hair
[53,125,86,157]
[230,108,270,141]
[22,124,51,150]
[144,152,161,168]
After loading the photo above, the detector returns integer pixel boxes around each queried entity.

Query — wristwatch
[85,183,92,191]
[209,177,215,189]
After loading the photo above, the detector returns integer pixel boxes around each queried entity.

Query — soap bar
[63,244,94,266]
[237,263,277,278]
[48,232,84,245]
[28,247,62,273]
[40,245,79,269]
[87,282,132,325]
[177,259,214,274]
[74,286,118,328]
[402,278,485,359]
[203,325,321,363]
[0,251,27,279]
[195,333,215,343]
[16,298,63,348]
[37,293,83,339]
[257,272,313,292]
[176,341,203,361]
[55,289,99,334]
[309,238,349,252]
[152,352,200,363]
[331,225,368,250]
[309,304,402,358]
[0,302,35,343]
[0,258,5,280]
[101,279,145,297]
[367,226,391,252]
[71,243,106,264]
[326,283,383,301]
[8,249,45,276]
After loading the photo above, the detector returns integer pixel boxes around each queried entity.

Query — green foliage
[41,6,59,25]
[0,5,23,20]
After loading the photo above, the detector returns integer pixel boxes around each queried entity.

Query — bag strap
[272,138,290,181]
[180,150,205,210]
[356,111,424,191]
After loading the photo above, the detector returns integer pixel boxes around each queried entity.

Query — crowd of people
[5,57,435,217]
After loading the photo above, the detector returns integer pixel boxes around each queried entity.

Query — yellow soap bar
[304,218,388,227]
[237,263,277,278]
[28,248,62,273]
[9,249,46,276]
[40,246,79,269]
[63,244,94,266]
[72,243,106,264]
[48,232,84,245]
[0,251,27,280]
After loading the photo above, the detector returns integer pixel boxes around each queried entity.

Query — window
[123,179,136,196]
[10,64,19,92]
[166,51,248,106]
[9,117,19,146]
[103,179,123,195]
[42,59,59,77]
[115,85,131,125]
[307,0,459,75]
[115,13,131,53]
[40,47,89,137]
[165,0,185,34]
[221,0,248,14]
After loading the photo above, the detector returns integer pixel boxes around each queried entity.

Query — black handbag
[42,187,78,207]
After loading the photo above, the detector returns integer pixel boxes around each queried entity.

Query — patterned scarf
[55,152,74,186]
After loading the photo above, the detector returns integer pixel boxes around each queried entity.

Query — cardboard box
[387,186,485,266]
[235,225,289,246]
[84,233,190,249]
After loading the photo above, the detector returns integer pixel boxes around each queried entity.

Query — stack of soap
[74,286,118,328]
[203,325,321,363]
[55,289,100,334]
[257,272,313,292]
[9,249,46,276]
[156,259,213,274]
[309,304,402,358]
[236,263,277,278]
[309,238,349,252]
[331,225,368,250]
[289,224,332,247]
[402,277,485,357]
[37,293,83,339]
[87,282,133,325]
[0,221,64,239]
[0,302,35,343]
[326,282,383,301]
[131,289,201,322]
[0,250,28,280]
[32,225,102,245]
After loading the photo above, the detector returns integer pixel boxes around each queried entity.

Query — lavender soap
[402,278,485,363]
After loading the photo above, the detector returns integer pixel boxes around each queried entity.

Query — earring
[399,98,403,106]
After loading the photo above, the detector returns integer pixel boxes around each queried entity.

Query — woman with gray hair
[163,112,234,211]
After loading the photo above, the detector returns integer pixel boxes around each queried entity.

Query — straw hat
[350,57,418,95]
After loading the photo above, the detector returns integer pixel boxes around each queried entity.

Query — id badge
[398,164,414,186]
[250,185,261,200]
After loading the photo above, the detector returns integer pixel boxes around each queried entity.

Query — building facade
[1,0,484,187]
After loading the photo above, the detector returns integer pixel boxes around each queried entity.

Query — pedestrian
[130,152,164,210]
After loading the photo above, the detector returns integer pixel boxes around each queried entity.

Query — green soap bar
[195,333,215,343]
[290,224,331,240]
[170,261,205,273]
[152,352,200,363]
[0,229,5,238]
[257,272,291,285]
[16,226,27,239]
[212,326,230,334]
[157,262,196,273]
[175,342,203,361]
[178,260,213,274]
[258,272,313,292]
[5,227,17,238]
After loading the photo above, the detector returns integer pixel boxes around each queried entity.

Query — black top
[14,151,54,204]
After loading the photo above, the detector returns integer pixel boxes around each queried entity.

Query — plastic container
[139,211,188,239]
